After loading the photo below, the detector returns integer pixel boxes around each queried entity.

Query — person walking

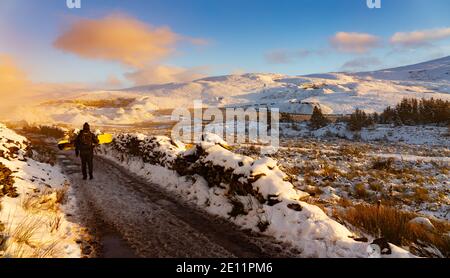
[75,123,99,180]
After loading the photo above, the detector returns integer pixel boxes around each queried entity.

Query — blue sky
[1,0,450,87]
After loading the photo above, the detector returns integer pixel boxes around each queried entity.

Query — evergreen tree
[378,98,449,126]
[347,109,373,131]
[310,107,329,129]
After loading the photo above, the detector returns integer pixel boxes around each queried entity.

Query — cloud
[265,49,323,64]
[330,32,381,53]
[0,54,90,101]
[54,13,206,67]
[0,54,30,97]
[340,57,382,72]
[390,27,450,47]
[125,65,208,86]
[0,54,46,118]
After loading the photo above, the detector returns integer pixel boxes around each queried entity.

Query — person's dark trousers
[80,153,94,179]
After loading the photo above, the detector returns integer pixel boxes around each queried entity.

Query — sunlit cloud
[330,32,381,53]
[54,13,207,68]
[0,54,30,97]
[0,54,90,101]
[125,65,208,86]
[390,27,450,47]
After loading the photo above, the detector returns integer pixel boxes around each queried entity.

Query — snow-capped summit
[355,56,450,82]
[10,56,450,126]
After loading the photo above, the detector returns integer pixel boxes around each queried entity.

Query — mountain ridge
[11,56,450,125]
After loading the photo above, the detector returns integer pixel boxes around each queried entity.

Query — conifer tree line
[309,98,449,131]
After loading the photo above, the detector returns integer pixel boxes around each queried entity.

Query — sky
[1,0,450,89]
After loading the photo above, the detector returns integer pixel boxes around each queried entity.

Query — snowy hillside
[355,56,450,82]
[0,124,81,257]
[13,56,450,126]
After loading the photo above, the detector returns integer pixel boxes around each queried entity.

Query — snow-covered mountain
[11,56,450,126]
[354,55,450,82]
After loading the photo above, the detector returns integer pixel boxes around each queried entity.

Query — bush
[0,163,17,198]
[413,187,430,203]
[354,183,368,198]
[22,125,65,139]
[338,203,450,257]
[310,107,330,129]
[280,113,294,123]
[371,157,395,171]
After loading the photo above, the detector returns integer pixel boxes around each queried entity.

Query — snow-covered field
[261,139,449,221]
[8,56,450,126]
[0,124,81,258]
[282,122,450,146]
[98,133,416,258]
[231,133,449,257]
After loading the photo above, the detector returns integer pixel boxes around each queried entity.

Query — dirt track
[57,152,299,258]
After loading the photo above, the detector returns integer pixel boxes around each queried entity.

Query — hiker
[75,123,99,180]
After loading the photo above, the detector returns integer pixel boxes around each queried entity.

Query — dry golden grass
[31,240,63,258]
[412,187,431,203]
[338,203,450,257]
[371,157,395,171]
[9,215,44,245]
[48,215,62,233]
[321,164,342,181]
[43,98,135,108]
[371,158,421,177]
[336,197,352,208]
[343,165,365,181]
[283,165,302,177]
[354,183,369,199]
[340,145,365,158]
[304,186,324,196]
[1,213,65,258]
[27,137,58,166]
[22,185,69,213]
[368,180,383,192]
[302,174,315,187]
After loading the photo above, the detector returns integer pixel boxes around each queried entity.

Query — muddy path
[57,151,299,258]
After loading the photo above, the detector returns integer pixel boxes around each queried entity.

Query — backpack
[80,131,94,147]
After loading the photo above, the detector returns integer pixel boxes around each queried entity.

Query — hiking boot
[89,176,94,180]
[82,176,87,180]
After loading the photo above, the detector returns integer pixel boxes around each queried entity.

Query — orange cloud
[125,65,207,86]
[330,32,380,53]
[390,27,450,47]
[0,54,35,118]
[0,54,30,97]
[54,14,193,67]
[0,54,90,105]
